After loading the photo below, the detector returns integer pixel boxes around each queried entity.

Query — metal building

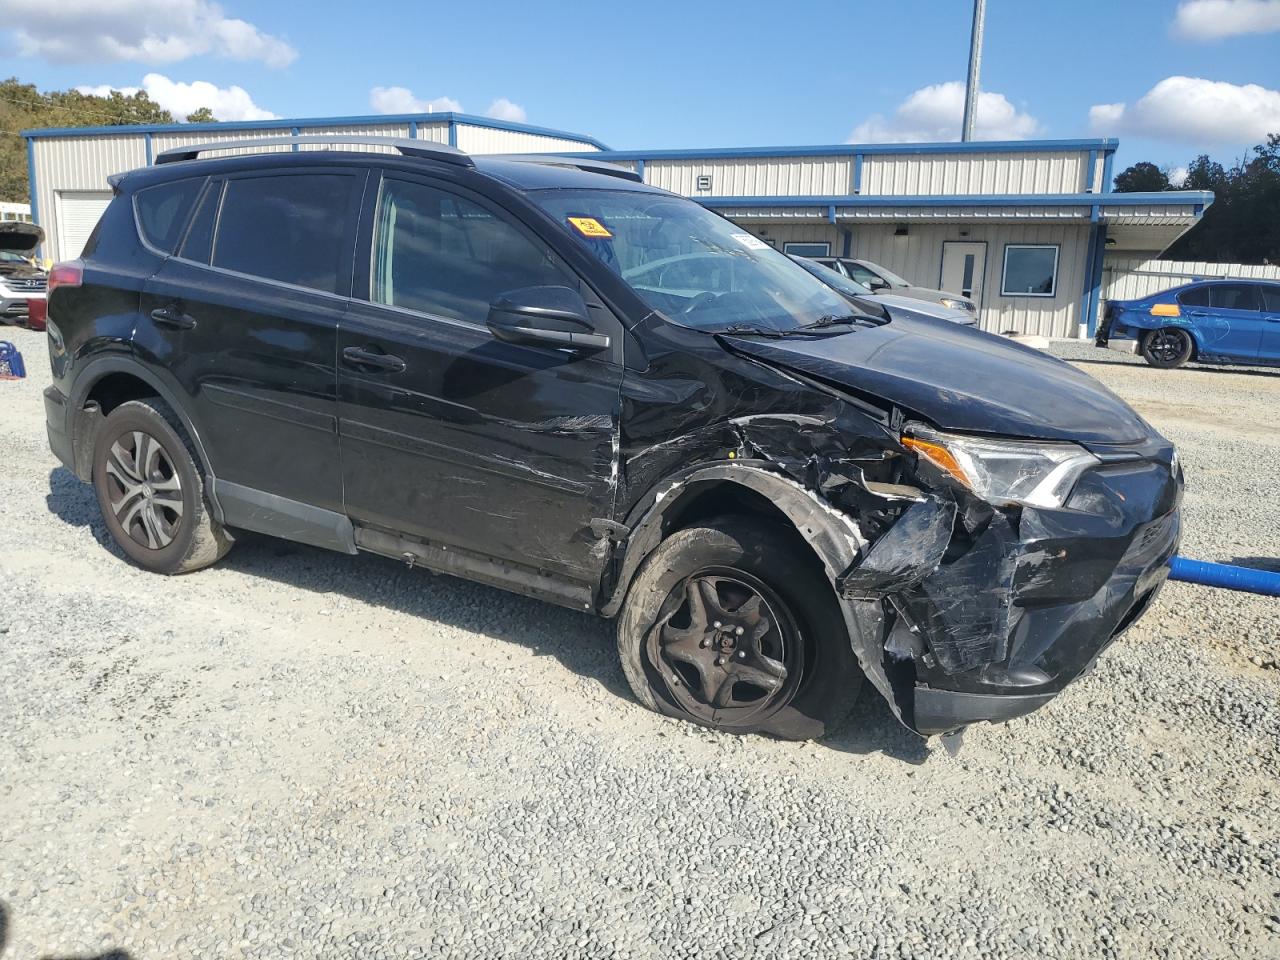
[22,112,605,263]
[572,139,1210,338]
[22,115,1207,338]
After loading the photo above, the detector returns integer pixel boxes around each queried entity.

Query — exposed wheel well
[85,372,159,414]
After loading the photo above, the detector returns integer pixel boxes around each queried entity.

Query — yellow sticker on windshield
[567,216,613,238]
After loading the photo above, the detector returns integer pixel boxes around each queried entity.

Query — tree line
[1113,135,1280,264]
[1,77,216,203]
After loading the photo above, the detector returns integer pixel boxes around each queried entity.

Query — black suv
[43,136,1182,740]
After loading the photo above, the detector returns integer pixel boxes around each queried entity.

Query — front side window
[372,178,571,325]
[212,173,359,294]
[134,179,203,254]
[1209,283,1260,311]
[1262,285,1280,312]
[530,188,856,331]
[1002,245,1059,297]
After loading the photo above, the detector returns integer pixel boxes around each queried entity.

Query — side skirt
[212,480,358,555]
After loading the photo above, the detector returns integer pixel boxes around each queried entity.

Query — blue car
[1097,279,1280,369]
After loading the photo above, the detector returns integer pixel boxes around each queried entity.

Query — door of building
[940,241,987,307]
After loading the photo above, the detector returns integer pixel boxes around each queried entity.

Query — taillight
[26,297,47,331]
[47,260,83,293]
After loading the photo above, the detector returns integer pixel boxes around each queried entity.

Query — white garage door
[55,191,113,260]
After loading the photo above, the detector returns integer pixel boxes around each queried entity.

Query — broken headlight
[902,426,1100,509]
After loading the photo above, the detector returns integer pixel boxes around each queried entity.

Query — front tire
[617,519,861,740]
[91,398,233,574]
[1141,328,1193,368]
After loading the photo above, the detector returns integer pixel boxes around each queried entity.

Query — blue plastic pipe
[1168,556,1280,598]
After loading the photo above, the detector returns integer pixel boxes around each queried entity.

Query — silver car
[789,256,976,326]
[813,256,978,317]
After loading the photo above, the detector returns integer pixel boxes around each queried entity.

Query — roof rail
[155,135,474,167]
[485,154,642,182]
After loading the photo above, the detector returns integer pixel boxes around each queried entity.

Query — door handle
[150,305,196,330]
[342,345,406,373]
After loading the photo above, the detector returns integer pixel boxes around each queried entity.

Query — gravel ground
[1,325,1277,959]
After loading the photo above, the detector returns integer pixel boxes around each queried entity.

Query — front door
[1192,282,1265,360]
[337,172,624,587]
[940,241,987,307]
[139,168,367,517]
[1261,283,1280,363]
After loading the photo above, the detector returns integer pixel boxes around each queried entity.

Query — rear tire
[91,398,233,574]
[617,518,861,740]
[1141,328,1193,368]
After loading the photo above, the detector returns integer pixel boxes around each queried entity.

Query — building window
[1001,244,1059,297]
[783,241,831,257]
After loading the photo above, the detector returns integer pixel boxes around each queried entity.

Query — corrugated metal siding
[32,135,147,260]
[151,127,295,161]
[295,122,412,153]
[850,222,1091,337]
[416,122,451,144]
[1101,204,1201,220]
[1102,256,1280,302]
[644,157,852,197]
[862,150,1087,195]
[454,125,599,154]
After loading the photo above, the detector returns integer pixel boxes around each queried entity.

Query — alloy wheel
[103,430,184,550]
[1148,330,1186,364]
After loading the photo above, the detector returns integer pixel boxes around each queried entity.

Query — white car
[789,256,976,326]
[812,256,978,317]
[0,223,47,328]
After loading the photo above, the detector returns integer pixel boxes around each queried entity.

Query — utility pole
[961,0,987,141]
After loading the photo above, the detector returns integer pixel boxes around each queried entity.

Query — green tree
[185,107,217,123]
[1113,161,1170,193]
[1,76,175,202]
[1165,135,1280,263]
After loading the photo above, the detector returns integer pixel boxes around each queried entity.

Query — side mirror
[868,278,891,292]
[487,285,610,352]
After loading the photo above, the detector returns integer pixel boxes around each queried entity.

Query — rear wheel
[91,398,233,574]
[1141,328,1193,368]
[617,519,861,740]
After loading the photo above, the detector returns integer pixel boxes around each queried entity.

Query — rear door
[139,167,367,520]
[337,170,623,586]
[1261,284,1280,363]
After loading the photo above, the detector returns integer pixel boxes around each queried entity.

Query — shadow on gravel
[1231,556,1280,572]
[0,900,132,960]
[44,470,930,764]
[44,467,123,558]
[1068,356,1280,379]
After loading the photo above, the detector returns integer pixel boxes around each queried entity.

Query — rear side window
[1209,283,1261,311]
[1177,285,1209,307]
[212,174,360,294]
[371,178,571,324]
[1263,285,1280,312]
[135,179,203,254]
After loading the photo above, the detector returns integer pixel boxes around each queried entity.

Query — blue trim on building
[853,153,863,194]
[447,120,457,148]
[144,132,153,165]
[20,111,609,150]
[1084,222,1109,335]
[409,120,418,140]
[1086,149,1097,192]
[841,229,852,257]
[291,126,300,152]
[558,138,1117,162]
[635,158,645,181]
[694,190,1212,209]
[1101,149,1115,194]
[24,137,40,259]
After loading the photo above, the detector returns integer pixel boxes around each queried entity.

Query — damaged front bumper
[837,439,1181,736]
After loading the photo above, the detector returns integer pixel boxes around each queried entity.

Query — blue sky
[3,0,1279,179]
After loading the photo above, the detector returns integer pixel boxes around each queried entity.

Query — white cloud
[1172,0,1280,39]
[369,86,462,115]
[77,73,277,121]
[0,0,297,67]
[1089,76,1280,144]
[1167,164,1190,187]
[850,81,1040,143]
[484,98,526,123]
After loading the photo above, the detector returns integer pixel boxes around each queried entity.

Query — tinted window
[1209,283,1261,311]
[1262,285,1280,312]
[1002,245,1059,296]
[845,262,880,285]
[213,174,357,294]
[1178,285,1210,307]
[782,242,831,257]
[135,179,203,254]
[372,179,571,324]
[179,181,222,264]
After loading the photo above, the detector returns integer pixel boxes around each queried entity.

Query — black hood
[721,317,1152,444]
[0,221,42,254]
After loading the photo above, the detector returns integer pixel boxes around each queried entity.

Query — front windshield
[0,251,28,264]
[857,260,910,287]
[531,188,857,331]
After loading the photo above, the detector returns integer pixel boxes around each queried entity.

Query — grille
[7,277,46,292]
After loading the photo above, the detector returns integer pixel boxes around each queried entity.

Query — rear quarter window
[134,179,204,254]
[1177,285,1210,307]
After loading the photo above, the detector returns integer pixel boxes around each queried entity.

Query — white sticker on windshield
[730,233,769,251]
